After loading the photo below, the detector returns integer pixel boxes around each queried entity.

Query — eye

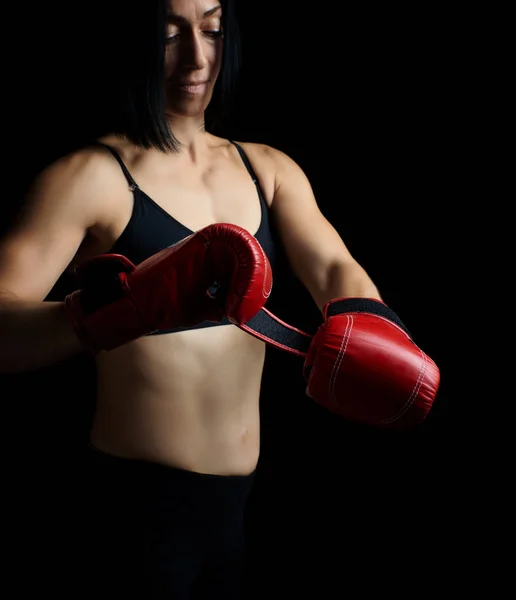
[166,28,223,44]
[166,30,180,43]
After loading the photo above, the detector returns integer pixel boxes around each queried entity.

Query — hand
[303,297,440,430]
[65,223,272,353]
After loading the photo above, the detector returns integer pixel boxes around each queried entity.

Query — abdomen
[90,325,266,475]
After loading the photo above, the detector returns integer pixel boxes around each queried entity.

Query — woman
[0,0,393,597]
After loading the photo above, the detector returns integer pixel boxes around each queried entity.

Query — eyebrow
[167,5,221,23]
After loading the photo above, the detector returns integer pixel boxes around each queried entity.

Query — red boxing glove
[237,298,440,430]
[65,223,272,354]
[303,298,440,430]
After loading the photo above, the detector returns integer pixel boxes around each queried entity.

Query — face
[164,0,224,117]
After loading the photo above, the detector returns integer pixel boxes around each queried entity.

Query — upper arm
[267,147,358,296]
[0,150,104,301]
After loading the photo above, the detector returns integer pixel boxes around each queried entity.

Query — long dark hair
[94,0,241,152]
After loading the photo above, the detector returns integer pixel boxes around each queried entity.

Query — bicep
[270,151,356,291]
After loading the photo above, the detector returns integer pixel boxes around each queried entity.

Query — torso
[72,134,278,475]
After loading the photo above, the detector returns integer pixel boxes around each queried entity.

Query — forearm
[314,260,382,311]
[0,296,84,373]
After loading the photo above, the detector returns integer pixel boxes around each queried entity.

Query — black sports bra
[98,140,277,334]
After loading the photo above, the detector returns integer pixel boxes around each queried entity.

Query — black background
[3,2,456,597]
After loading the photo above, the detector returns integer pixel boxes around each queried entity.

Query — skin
[0,0,381,475]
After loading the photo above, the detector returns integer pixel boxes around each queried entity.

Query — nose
[181,30,209,70]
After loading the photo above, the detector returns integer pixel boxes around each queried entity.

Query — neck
[165,113,209,160]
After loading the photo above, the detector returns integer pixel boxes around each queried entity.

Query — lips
[173,80,209,86]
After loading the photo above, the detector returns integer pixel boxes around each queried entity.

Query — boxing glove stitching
[210,237,271,301]
[324,315,428,427]
[329,314,353,408]
[380,349,428,425]
[256,241,272,299]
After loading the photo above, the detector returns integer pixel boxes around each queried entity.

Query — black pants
[79,445,255,599]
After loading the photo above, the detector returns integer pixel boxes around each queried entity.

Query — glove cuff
[324,297,411,337]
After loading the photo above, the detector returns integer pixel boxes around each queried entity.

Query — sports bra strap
[95,142,139,191]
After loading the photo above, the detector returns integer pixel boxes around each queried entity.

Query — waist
[86,443,256,488]
[91,385,261,474]
[90,325,265,474]
[90,411,261,476]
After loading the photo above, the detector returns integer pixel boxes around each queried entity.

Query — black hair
[96,0,241,152]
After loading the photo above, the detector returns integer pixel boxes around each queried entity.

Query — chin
[167,106,208,120]
[167,97,213,119]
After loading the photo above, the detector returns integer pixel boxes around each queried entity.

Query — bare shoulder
[230,141,305,207]
[233,140,292,169]
[0,144,128,301]
[233,141,312,204]
[211,135,296,173]
[28,144,125,225]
